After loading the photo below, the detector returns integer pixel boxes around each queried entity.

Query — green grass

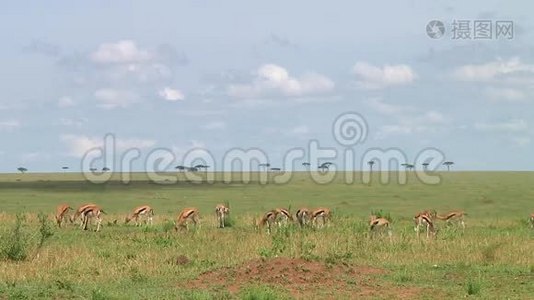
[0,171,533,299]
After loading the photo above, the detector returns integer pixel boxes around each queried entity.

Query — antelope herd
[54,203,534,237]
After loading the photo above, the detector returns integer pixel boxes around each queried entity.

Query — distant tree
[17,167,28,173]
[270,167,281,172]
[443,161,454,171]
[62,166,69,172]
[102,167,110,172]
[302,162,311,170]
[188,167,199,172]
[194,164,210,171]
[368,160,375,172]
[406,164,415,171]
[318,162,332,172]
[422,162,429,170]
[89,168,98,172]
[258,163,271,171]
[175,165,186,171]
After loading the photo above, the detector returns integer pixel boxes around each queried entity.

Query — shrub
[37,212,54,249]
[466,280,481,295]
[2,214,28,261]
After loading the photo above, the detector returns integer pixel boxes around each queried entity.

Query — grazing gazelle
[174,208,200,231]
[414,212,436,238]
[273,208,293,227]
[80,205,105,232]
[70,203,98,226]
[125,205,154,226]
[55,204,73,228]
[369,215,391,236]
[310,207,331,228]
[413,210,436,232]
[295,208,311,226]
[257,210,277,234]
[436,210,467,229]
[215,204,230,228]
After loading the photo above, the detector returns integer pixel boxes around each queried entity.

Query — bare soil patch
[187,257,423,299]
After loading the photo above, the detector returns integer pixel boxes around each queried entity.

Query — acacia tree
[258,163,270,171]
[17,167,28,173]
[318,162,332,172]
[443,161,454,171]
[302,162,311,169]
[422,162,429,170]
[368,160,375,173]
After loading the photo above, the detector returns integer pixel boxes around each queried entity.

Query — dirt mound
[188,257,422,299]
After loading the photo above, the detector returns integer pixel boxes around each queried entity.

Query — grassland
[0,171,533,299]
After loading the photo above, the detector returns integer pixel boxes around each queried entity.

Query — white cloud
[0,120,20,131]
[202,121,226,130]
[61,134,156,157]
[228,64,334,98]
[352,62,416,89]
[369,98,448,139]
[94,88,138,109]
[475,119,528,132]
[172,140,208,161]
[511,136,531,146]
[90,40,152,64]
[474,119,531,147]
[58,117,87,128]
[57,96,75,108]
[158,87,185,101]
[485,87,527,102]
[366,98,414,115]
[453,57,534,82]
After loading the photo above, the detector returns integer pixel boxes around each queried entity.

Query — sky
[1,0,533,173]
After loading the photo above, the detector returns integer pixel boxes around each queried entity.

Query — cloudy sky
[1,1,533,172]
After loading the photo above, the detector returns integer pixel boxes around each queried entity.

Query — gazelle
[257,210,277,234]
[413,210,436,232]
[436,210,466,229]
[310,207,331,228]
[369,215,391,236]
[70,203,97,226]
[529,213,534,228]
[55,204,72,228]
[414,213,436,238]
[174,208,200,231]
[273,208,293,227]
[125,205,154,226]
[295,208,311,226]
[215,204,229,228]
[80,205,105,232]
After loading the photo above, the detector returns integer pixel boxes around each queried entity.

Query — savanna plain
[0,171,533,299]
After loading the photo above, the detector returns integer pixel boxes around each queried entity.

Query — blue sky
[1,1,533,172]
